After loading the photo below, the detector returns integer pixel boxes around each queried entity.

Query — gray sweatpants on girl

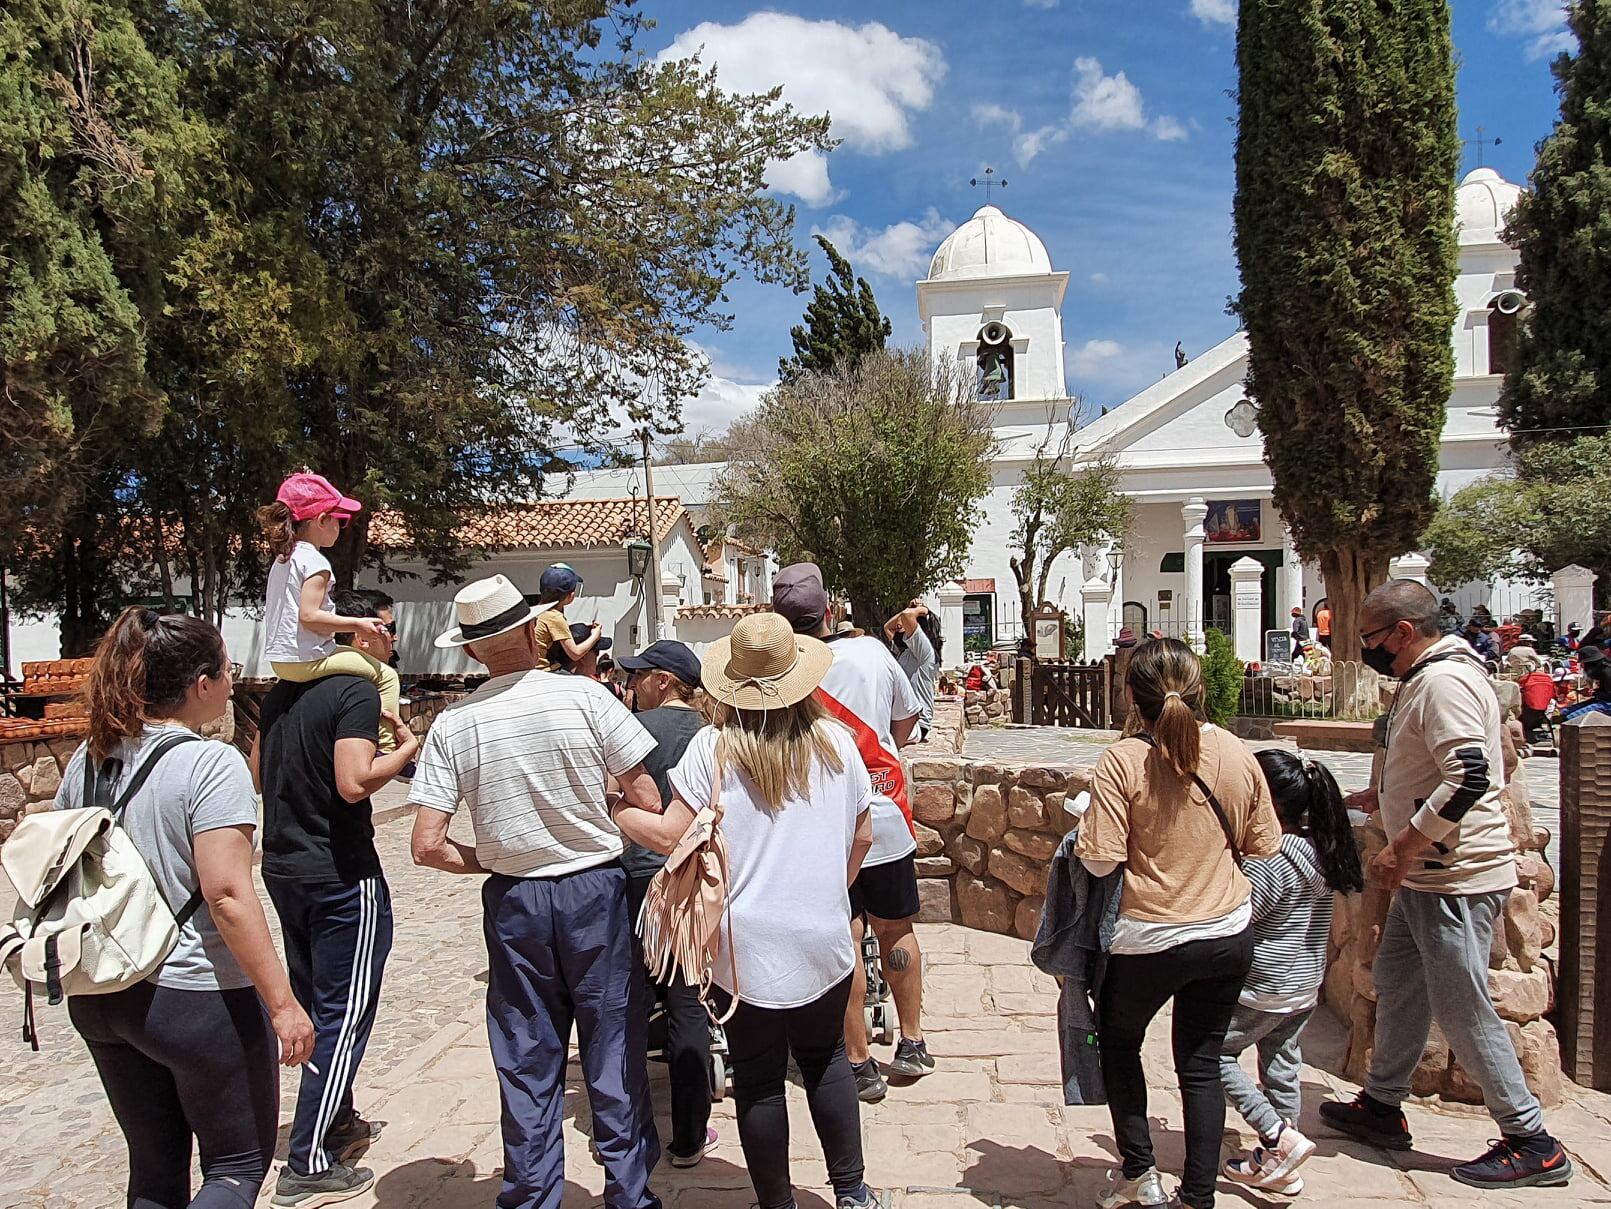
[1366,888,1545,1138]
[1220,1005,1312,1141]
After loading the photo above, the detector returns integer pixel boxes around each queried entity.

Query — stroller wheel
[870,1002,894,1046]
[709,1050,727,1101]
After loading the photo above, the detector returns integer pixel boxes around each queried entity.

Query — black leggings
[70,981,279,1209]
[1099,929,1254,1209]
[718,976,866,1209]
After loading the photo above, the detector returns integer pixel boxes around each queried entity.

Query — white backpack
[1,734,201,1048]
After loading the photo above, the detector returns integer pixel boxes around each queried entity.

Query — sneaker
[1318,1093,1413,1151]
[271,1163,375,1208]
[852,1058,887,1103]
[836,1184,878,1208]
[1097,1167,1171,1208]
[1223,1147,1305,1195]
[888,1037,935,1078]
[1451,1136,1574,1189]
[323,1114,384,1161]
[668,1127,719,1169]
[1261,1123,1316,1184]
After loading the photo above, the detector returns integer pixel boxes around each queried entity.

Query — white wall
[921,276,1069,403]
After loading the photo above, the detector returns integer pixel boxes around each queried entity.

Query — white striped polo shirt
[408,669,656,877]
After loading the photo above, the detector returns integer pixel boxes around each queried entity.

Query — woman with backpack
[54,607,313,1208]
[1074,638,1283,1209]
[616,612,877,1209]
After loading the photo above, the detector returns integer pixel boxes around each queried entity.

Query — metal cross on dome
[970,166,1007,203]
[1224,398,1260,438]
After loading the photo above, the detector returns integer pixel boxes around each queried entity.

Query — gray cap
[772,562,829,633]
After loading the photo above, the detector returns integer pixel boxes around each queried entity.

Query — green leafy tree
[1234,0,1460,662]
[778,235,892,382]
[1007,418,1131,643]
[717,348,995,629]
[1201,628,1245,727]
[1499,2,1611,444]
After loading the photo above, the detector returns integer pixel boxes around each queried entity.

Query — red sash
[815,687,913,836]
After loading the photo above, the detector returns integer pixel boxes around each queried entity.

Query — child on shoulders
[532,563,601,672]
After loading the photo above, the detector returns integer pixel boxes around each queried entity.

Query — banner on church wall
[1205,499,1262,544]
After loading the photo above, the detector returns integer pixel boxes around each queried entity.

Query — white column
[1182,496,1208,652]
[659,570,682,642]
[1281,523,1303,621]
[1229,556,1265,663]
[1389,552,1431,587]
[1082,575,1115,659]
[1553,564,1598,635]
[937,580,966,671]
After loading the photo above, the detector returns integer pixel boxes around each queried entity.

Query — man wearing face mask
[1320,580,1572,1190]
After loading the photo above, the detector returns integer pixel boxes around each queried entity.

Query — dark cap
[539,562,583,602]
[549,622,609,670]
[1582,644,1607,668]
[772,562,829,633]
[616,640,701,687]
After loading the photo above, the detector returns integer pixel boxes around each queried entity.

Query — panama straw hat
[702,612,833,710]
[434,574,544,649]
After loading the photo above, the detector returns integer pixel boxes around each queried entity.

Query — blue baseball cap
[538,563,583,602]
[616,640,701,688]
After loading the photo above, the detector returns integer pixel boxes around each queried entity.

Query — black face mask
[1361,638,1399,677]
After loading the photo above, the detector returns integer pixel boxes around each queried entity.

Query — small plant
[1201,628,1245,727]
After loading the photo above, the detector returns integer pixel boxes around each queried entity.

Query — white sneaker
[1223,1143,1308,1195]
[1097,1167,1172,1208]
[1264,1123,1316,1184]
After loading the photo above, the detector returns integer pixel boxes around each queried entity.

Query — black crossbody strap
[1133,733,1244,868]
[106,734,201,820]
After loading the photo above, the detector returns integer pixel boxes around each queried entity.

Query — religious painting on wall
[1204,499,1262,544]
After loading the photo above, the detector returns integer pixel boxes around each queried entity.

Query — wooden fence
[1027,660,1113,729]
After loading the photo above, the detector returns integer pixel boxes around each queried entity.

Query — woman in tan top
[1075,639,1281,1209]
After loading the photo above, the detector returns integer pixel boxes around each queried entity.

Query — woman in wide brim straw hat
[624,612,881,1209]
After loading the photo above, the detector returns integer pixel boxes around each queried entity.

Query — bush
[1201,629,1245,727]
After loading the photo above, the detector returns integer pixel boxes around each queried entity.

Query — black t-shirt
[620,705,706,879]
[260,675,384,884]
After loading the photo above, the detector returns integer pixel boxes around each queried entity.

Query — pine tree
[1498,1,1611,444]
[778,236,893,382]
[1234,0,1460,662]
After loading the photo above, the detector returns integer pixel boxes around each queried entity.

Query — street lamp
[625,537,652,580]
[1107,539,1125,580]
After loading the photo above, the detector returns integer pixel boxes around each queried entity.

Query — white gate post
[1553,565,1598,636]
[1182,496,1209,652]
[1388,552,1431,587]
[1082,575,1114,660]
[1229,556,1265,663]
[937,580,967,670]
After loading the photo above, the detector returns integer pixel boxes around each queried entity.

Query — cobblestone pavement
[6,790,1604,1208]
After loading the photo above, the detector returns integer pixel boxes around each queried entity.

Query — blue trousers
[483,865,661,1209]
[265,875,394,1176]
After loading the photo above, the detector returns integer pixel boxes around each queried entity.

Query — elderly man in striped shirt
[409,575,667,1209]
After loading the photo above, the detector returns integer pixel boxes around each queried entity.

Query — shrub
[1201,629,1245,727]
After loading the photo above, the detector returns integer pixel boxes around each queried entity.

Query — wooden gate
[1030,660,1112,729]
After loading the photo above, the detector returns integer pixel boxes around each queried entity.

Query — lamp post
[625,538,652,580]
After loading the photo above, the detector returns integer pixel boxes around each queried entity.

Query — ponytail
[1254,748,1365,894]
[85,607,227,760]
[256,501,297,560]
[1127,637,1205,777]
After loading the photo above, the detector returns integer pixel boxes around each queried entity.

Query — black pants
[627,873,713,1157]
[1521,705,1548,744]
[1099,929,1254,1209]
[69,981,278,1209]
[716,976,866,1209]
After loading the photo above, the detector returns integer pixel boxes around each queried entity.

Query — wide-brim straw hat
[435,574,544,649]
[702,612,833,710]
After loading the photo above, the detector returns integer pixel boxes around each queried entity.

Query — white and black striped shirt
[409,670,656,878]
[1242,833,1333,1013]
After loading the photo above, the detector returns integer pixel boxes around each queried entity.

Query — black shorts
[850,853,921,921]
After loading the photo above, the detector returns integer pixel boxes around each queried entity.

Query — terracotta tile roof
[369,498,688,552]
[964,578,997,594]
[676,603,765,621]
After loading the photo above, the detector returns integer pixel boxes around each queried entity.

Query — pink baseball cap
[276,472,363,522]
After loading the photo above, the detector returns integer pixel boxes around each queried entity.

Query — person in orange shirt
[1315,602,1332,650]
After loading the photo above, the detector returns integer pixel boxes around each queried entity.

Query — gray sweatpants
[1366,888,1545,1137]
[1219,1005,1312,1141]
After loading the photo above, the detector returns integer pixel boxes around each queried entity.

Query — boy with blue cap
[532,562,601,672]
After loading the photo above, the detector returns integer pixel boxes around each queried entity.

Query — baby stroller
[647,983,731,1101]
[862,927,895,1046]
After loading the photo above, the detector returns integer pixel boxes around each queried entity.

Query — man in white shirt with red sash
[774,563,931,1103]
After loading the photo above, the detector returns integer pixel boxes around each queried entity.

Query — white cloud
[1071,57,1146,131]
[971,102,1023,132]
[1015,123,1070,166]
[1024,0,1061,7]
[813,208,954,280]
[1190,0,1237,25]
[1089,271,1110,285]
[1068,339,1126,375]
[657,15,946,205]
[1488,0,1575,59]
[677,372,771,436]
[1152,115,1189,142]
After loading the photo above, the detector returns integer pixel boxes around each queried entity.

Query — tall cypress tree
[1498,1,1611,444]
[1234,0,1460,662]
[778,235,892,382]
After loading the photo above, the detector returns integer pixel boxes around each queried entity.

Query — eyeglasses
[1359,623,1398,645]
[378,622,397,637]
[228,662,243,680]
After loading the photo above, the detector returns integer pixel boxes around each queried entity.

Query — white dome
[927,204,1054,280]
[1456,167,1523,246]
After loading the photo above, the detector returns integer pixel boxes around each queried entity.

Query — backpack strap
[91,733,207,925]
[1133,733,1243,868]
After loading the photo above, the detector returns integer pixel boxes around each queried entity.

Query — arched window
[976,323,1014,400]
[1488,294,1522,375]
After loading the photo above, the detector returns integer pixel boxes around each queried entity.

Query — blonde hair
[711,694,846,811]
[1127,638,1207,779]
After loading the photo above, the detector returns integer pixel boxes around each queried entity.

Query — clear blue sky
[637,1,1575,436]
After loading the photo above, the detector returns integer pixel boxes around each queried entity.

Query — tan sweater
[1378,635,1517,895]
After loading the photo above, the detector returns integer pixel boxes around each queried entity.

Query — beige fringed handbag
[636,756,739,1023]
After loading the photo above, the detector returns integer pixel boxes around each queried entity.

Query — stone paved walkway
[5,790,1606,1208]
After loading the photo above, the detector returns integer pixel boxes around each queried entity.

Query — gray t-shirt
[895,624,937,728]
[56,724,259,991]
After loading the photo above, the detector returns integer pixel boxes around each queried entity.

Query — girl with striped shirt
[1219,750,1363,1196]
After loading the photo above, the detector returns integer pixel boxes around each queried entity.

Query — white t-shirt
[408,670,656,877]
[264,541,336,662]
[670,725,871,1009]
[817,635,921,867]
